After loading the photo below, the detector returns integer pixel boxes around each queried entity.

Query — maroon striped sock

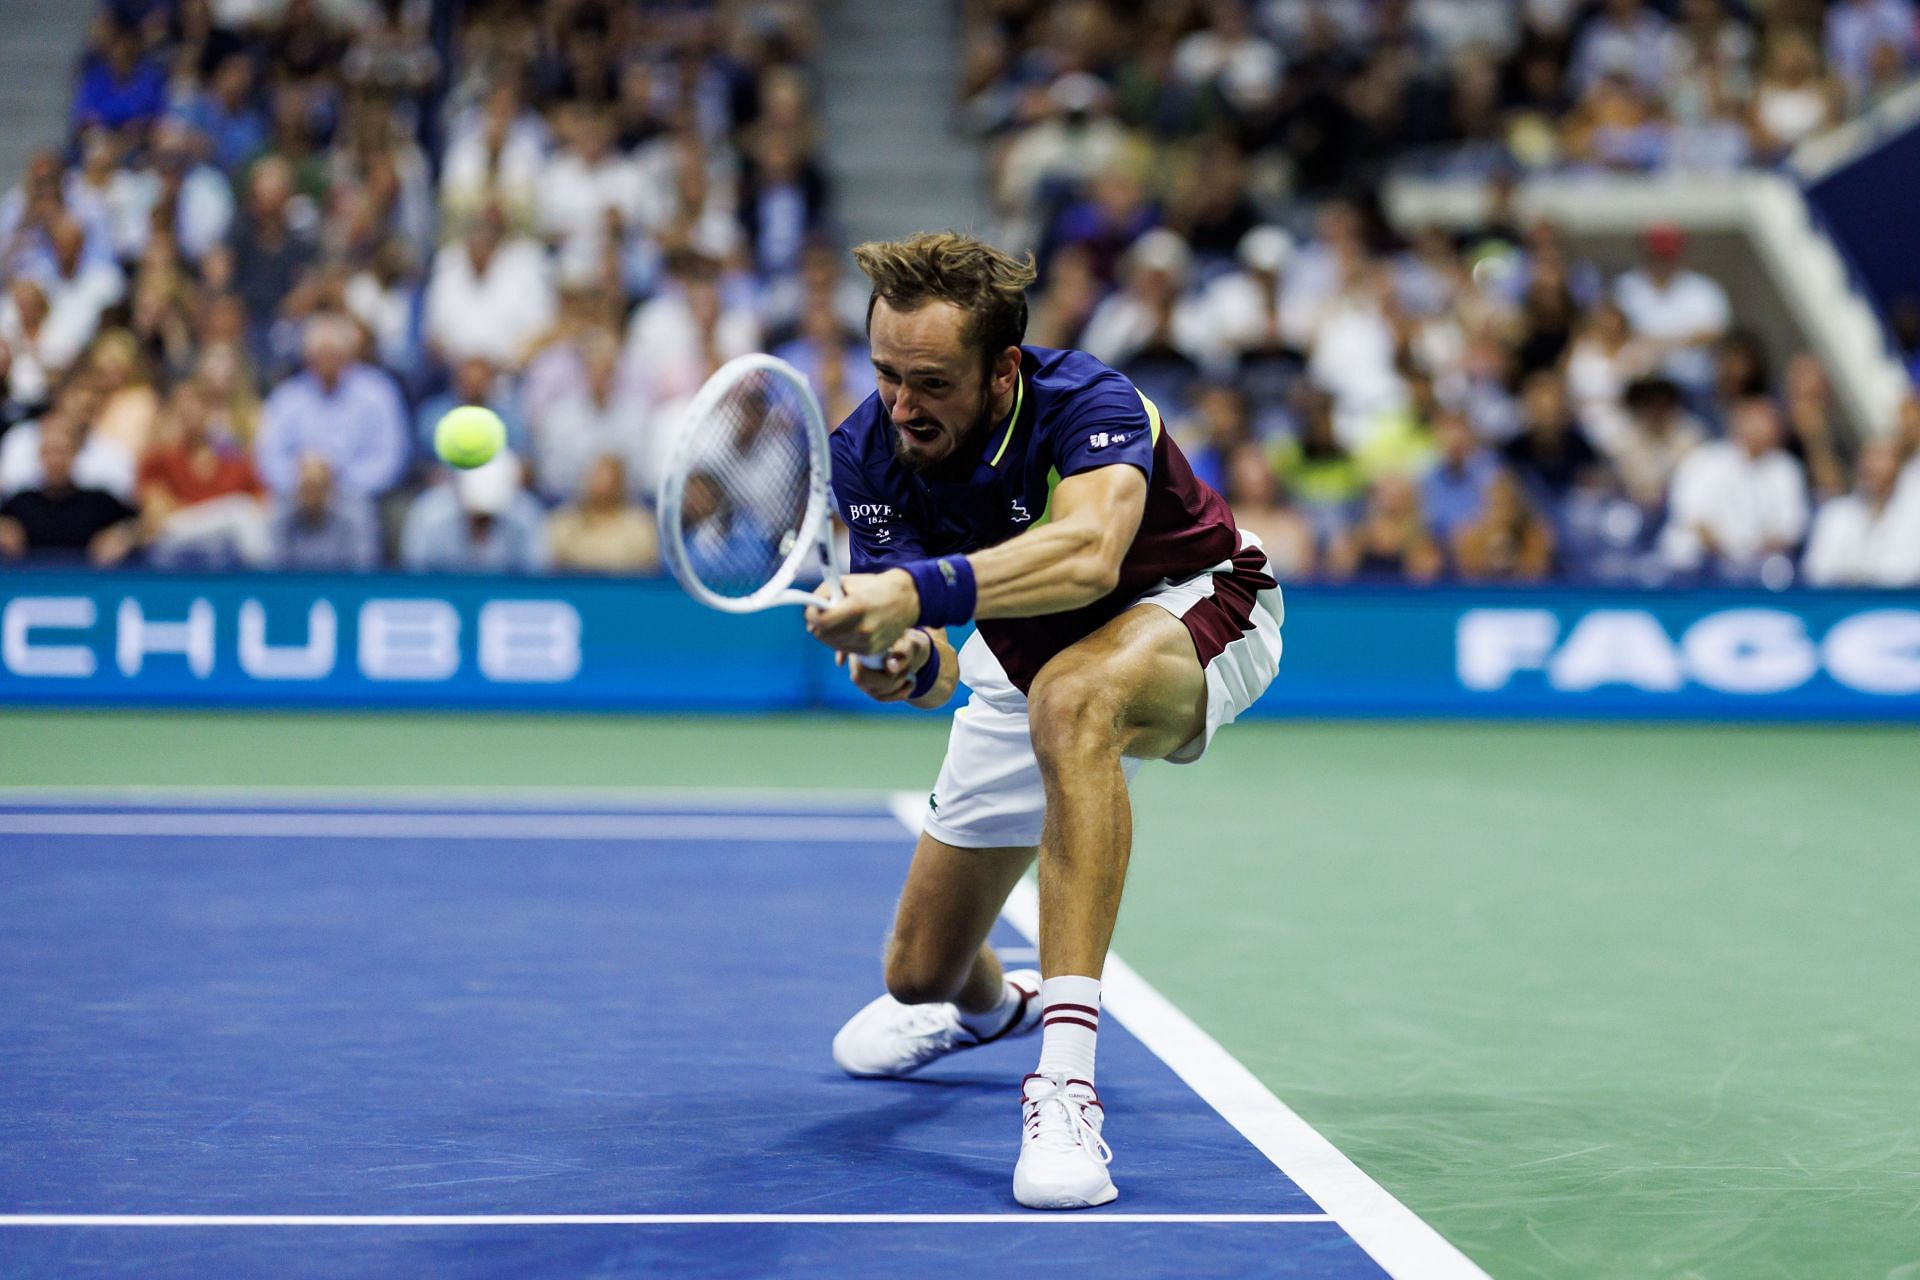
[1036,975,1100,1081]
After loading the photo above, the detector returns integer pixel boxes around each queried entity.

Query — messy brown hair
[852,232,1038,372]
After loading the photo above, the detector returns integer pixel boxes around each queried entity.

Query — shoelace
[1022,1079,1113,1166]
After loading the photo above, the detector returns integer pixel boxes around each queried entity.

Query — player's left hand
[806,570,917,658]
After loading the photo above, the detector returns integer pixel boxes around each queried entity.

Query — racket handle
[855,654,887,670]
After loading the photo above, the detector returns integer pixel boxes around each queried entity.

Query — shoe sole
[1013,1181,1119,1210]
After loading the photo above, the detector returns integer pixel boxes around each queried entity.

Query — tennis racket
[657,353,886,668]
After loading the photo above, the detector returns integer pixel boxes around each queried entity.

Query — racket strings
[672,368,818,600]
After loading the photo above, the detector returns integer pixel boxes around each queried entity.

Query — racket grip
[855,654,887,669]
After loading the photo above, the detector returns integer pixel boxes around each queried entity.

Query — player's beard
[892,386,997,478]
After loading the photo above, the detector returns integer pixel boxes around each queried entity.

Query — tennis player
[806,232,1283,1210]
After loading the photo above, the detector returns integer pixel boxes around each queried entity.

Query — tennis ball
[435,405,506,470]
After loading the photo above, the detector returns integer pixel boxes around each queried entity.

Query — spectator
[31,215,126,371]
[399,452,547,573]
[1780,353,1849,500]
[215,157,318,369]
[1221,441,1315,580]
[771,295,868,424]
[996,73,1133,232]
[0,420,139,564]
[424,201,557,371]
[1202,225,1294,362]
[85,329,162,462]
[1502,369,1605,502]
[677,469,778,585]
[1750,30,1845,158]
[547,454,661,574]
[624,251,760,403]
[1176,384,1254,496]
[0,389,136,503]
[1571,0,1675,98]
[138,381,271,568]
[269,454,379,571]
[1801,438,1920,586]
[173,52,271,175]
[1421,407,1501,542]
[528,328,653,504]
[1273,385,1366,536]
[1609,376,1708,510]
[738,128,830,283]
[1564,298,1655,450]
[439,83,545,237]
[1661,396,1809,578]
[1614,223,1729,398]
[1453,469,1556,581]
[536,105,643,288]
[71,20,169,134]
[1825,0,1919,102]
[1326,471,1444,582]
[1079,229,1221,376]
[256,313,409,500]
[0,279,84,418]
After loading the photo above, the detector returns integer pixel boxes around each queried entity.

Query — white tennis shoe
[832,969,1041,1078]
[1012,1072,1118,1209]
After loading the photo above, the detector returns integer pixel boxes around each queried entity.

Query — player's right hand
[840,628,929,703]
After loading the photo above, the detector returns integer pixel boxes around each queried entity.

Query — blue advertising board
[0,572,1915,720]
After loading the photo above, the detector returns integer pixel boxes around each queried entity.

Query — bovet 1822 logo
[847,503,894,523]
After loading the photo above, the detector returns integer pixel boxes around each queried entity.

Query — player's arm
[806,464,1145,655]
[840,625,960,708]
[965,464,1145,618]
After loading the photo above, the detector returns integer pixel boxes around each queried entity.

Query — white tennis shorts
[921,530,1284,850]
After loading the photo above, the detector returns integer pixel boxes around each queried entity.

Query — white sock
[1035,974,1101,1082]
[955,977,1022,1038]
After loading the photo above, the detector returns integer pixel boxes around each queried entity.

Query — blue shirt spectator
[269,456,380,570]
[399,455,547,573]
[256,315,410,500]
[413,356,530,464]
[172,55,271,175]
[72,27,169,132]
[1421,410,1500,541]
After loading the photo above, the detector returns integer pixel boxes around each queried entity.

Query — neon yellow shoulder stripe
[1136,389,1163,444]
[987,373,1027,468]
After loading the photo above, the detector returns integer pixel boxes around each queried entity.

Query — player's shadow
[771,1074,1011,1194]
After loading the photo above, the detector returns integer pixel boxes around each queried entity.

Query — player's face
[869,299,996,473]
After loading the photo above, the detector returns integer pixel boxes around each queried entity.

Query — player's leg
[1013,602,1209,1209]
[882,832,1033,1012]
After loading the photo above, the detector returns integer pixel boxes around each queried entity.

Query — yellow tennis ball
[435,405,506,469]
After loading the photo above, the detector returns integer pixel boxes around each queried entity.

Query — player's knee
[883,939,963,1005]
[1027,665,1124,767]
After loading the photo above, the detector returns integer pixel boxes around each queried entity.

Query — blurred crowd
[3,0,1918,588]
[963,0,1920,585]
[0,0,855,575]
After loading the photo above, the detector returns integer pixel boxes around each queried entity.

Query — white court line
[0,1213,1330,1228]
[0,813,907,841]
[0,786,894,812]
[887,792,1491,1280]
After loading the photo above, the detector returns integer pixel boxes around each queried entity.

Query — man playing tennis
[806,232,1283,1210]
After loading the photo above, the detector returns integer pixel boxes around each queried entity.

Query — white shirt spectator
[529,387,655,504]
[1802,489,1920,585]
[1824,0,1918,97]
[1172,26,1284,113]
[1079,289,1224,374]
[624,285,760,403]
[1571,3,1675,96]
[423,234,556,368]
[256,363,411,499]
[536,146,645,287]
[93,164,235,263]
[1307,293,1404,445]
[1614,267,1729,391]
[439,114,547,231]
[1661,439,1809,572]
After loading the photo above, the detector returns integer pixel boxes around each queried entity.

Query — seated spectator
[138,381,270,568]
[1273,386,1366,538]
[439,83,545,237]
[536,105,642,288]
[1079,229,1222,377]
[528,329,653,504]
[269,454,379,571]
[85,329,162,461]
[1421,408,1500,542]
[424,200,556,371]
[1780,353,1849,500]
[1801,438,1920,586]
[0,389,135,502]
[1614,224,1729,399]
[770,295,868,426]
[1175,384,1253,495]
[399,452,547,573]
[1502,370,1605,502]
[1453,470,1557,581]
[1048,163,1159,287]
[1356,371,1441,480]
[414,355,530,469]
[1326,472,1444,583]
[30,215,126,371]
[738,127,830,283]
[1661,396,1809,578]
[1606,376,1707,510]
[173,52,271,175]
[547,454,661,574]
[212,157,318,373]
[1751,30,1844,158]
[0,279,85,418]
[1202,225,1293,362]
[71,20,168,134]
[256,313,410,501]
[1221,442,1315,580]
[0,421,138,564]
[88,119,235,265]
[624,251,760,403]
[678,469,778,585]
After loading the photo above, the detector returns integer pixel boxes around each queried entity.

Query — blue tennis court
[0,793,1472,1278]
